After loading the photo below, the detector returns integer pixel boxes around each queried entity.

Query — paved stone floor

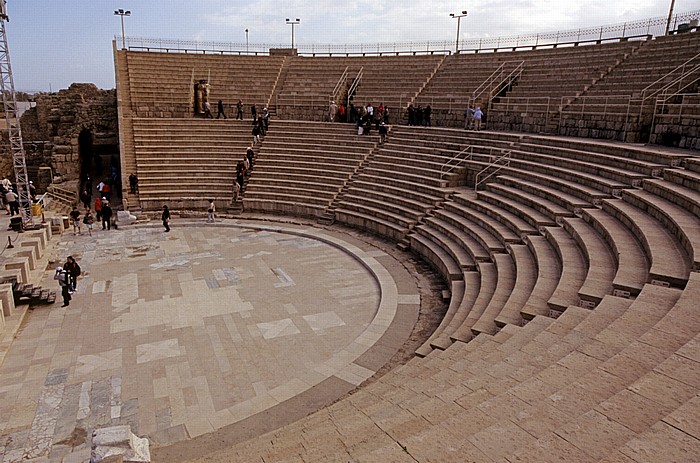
[0,219,420,462]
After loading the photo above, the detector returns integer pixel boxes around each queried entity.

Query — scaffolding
[0,2,33,225]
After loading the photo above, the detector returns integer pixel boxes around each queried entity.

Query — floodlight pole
[245,28,249,53]
[114,9,131,49]
[450,11,468,53]
[665,0,676,35]
[286,18,300,50]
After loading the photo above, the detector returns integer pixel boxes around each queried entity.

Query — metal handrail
[332,66,349,103]
[638,52,700,102]
[348,67,364,101]
[472,60,525,104]
[475,150,512,191]
[46,184,77,207]
[440,145,473,179]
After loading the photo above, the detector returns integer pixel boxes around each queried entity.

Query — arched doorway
[78,125,121,206]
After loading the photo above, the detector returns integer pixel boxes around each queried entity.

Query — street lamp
[665,0,676,35]
[245,28,249,53]
[114,9,131,50]
[450,10,468,53]
[286,18,300,50]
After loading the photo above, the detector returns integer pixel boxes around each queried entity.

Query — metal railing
[472,61,525,105]
[475,150,512,191]
[117,9,700,56]
[348,67,364,102]
[440,145,473,179]
[638,52,700,103]
[332,66,349,103]
[46,184,77,209]
[651,92,700,133]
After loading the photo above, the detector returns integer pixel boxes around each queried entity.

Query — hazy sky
[7,0,700,92]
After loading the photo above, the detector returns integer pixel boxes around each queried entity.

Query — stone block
[0,283,15,318]
[13,249,36,270]
[91,425,150,463]
[0,269,23,285]
[21,237,44,259]
[116,211,137,226]
[5,257,30,282]
[52,216,66,234]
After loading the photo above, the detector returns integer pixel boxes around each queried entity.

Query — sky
[6,0,700,92]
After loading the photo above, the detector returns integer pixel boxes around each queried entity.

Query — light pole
[665,0,676,35]
[114,9,131,50]
[245,28,249,53]
[286,18,300,50]
[450,10,468,54]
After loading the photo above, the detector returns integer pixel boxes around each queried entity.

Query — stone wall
[18,83,118,185]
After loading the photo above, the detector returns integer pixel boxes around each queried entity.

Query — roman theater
[0,8,699,463]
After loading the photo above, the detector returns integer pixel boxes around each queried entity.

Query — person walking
[465,104,475,130]
[94,196,102,223]
[216,99,227,119]
[54,266,71,307]
[162,205,171,232]
[70,206,82,235]
[236,100,244,120]
[128,173,139,194]
[204,100,214,119]
[83,207,94,237]
[474,106,484,131]
[251,104,257,121]
[5,189,18,216]
[64,256,81,292]
[101,200,113,230]
[246,146,255,170]
[207,199,215,223]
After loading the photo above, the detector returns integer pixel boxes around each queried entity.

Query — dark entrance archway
[78,127,121,207]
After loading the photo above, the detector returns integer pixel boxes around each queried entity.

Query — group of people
[70,198,113,235]
[54,255,81,307]
[252,108,270,145]
[1,178,36,216]
[235,146,255,200]
[465,105,484,131]
[329,102,391,125]
[406,103,432,126]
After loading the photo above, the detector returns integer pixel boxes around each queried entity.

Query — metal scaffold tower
[0,1,33,225]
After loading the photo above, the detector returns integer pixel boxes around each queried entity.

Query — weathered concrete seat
[471,252,517,336]
[454,193,538,237]
[409,231,463,282]
[477,189,556,228]
[415,278,467,357]
[433,208,506,254]
[334,207,409,243]
[421,216,491,263]
[485,182,576,223]
[561,217,616,305]
[622,188,700,271]
[0,283,14,318]
[429,271,481,351]
[414,223,476,271]
[543,227,588,312]
[494,243,537,328]
[581,208,648,297]
[494,175,594,213]
[449,262,498,343]
[602,198,690,288]
[520,235,562,319]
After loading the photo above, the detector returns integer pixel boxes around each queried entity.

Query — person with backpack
[83,207,95,237]
[54,266,71,307]
[101,199,113,230]
[70,206,82,235]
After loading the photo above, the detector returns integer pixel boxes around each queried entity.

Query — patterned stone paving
[0,221,419,462]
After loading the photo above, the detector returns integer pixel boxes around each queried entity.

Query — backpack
[74,263,81,277]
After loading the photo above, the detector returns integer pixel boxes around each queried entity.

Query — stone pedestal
[116,210,137,226]
[0,283,15,318]
[5,257,30,282]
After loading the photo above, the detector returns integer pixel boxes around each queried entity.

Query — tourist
[80,189,91,209]
[257,116,266,136]
[70,206,82,235]
[101,199,113,230]
[162,205,170,232]
[236,100,243,120]
[128,173,138,194]
[407,104,415,126]
[54,266,71,307]
[236,160,246,191]
[465,104,475,130]
[28,181,36,201]
[94,196,102,223]
[329,101,337,122]
[5,188,18,216]
[207,199,215,223]
[424,104,432,127]
[338,104,346,122]
[379,122,388,144]
[252,123,261,145]
[474,106,483,131]
[216,99,227,119]
[251,104,257,121]
[233,179,241,202]
[83,207,94,237]
[246,146,255,170]
[64,256,81,292]
[383,106,389,124]
[204,100,214,118]
[101,181,112,201]
[263,107,270,131]
[416,105,424,126]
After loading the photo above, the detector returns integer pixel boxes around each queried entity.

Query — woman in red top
[94,197,102,222]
